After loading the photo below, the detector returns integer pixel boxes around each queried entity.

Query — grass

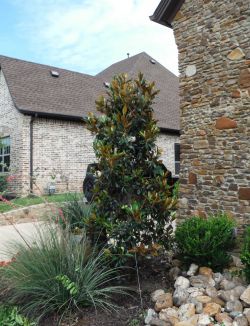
[0,224,128,323]
[0,193,79,213]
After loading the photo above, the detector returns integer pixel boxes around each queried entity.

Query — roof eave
[150,0,185,28]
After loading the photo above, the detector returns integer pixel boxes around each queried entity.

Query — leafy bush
[59,193,92,232]
[0,305,36,326]
[0,225,128,322]
[175,213,236,270]
[85,73,176,255]
[0,174,8,193]
[240,226,250,282]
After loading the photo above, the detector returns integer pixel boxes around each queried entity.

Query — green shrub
[240,226,250,282]
[175,213,236,270]
[59,193,92,232]
[0,225,128,322]
[0,305,36,326]
[0,174,8,193]
[85,73,176,256]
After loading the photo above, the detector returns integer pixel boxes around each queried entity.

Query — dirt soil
[42,256,173,326]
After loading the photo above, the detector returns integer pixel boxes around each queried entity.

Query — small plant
[0,305,36,326]
[0,224,128,322]
[0,174,8,193]
[240,226,250,282]
[59,193,92,232]
[175,213,236,270]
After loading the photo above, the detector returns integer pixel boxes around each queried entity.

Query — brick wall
[172,0,250,232]
[0,70,30,195]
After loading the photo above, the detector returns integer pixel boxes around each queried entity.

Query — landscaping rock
[232,286,247,299]
[220,279,236,291]
[159,307,179,324]
[203,302,221,316]
[225,300,243,313]
[196,295,212,304]
[145,308,158,324]
[205,286,217,298]
[178,303,195,321]
[215,312,233,325]
[243,308,250,323]
[174,276,190,289]
[197,313,212,325]
[175,322,193,326]
[213,272,224,287]
[173,288,189,307]
[152,289,166,302]
[199,267,213,278]
[218,290,236,302]
[231,255,244,268]
[189,290,204,298]
[155,293,173,312]
[240,286,250,305]
[190,275,215,288]
[187,263,199,276]
[150,317,171,326]
[233,315,248,326]
[211,296,225,307]
[194,301,203,314]
[169,267,182,281]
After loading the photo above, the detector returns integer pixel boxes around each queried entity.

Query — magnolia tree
[85,73,176,256]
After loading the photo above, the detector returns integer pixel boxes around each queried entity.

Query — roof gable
[150,0,185,27]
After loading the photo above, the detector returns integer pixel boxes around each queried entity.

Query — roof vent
[103,82,110,88]
[150,59,156,64]
[50,70,59,77]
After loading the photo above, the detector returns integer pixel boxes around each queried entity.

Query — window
[174,143,180,175]
[0,137,10,172]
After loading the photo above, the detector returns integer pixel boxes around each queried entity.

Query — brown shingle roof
[0,55,103,120]
[97,52,179,131]
[0,53,179,131]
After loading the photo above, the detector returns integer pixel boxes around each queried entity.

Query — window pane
[174,143,180,161]
[175,162,180,175]
[0,157,3,172]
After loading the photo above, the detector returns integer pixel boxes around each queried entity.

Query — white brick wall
[0,72,179,196]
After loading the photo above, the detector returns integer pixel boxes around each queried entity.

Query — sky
[0,0,178,76]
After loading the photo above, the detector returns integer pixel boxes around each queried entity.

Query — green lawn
[0,193,79,213]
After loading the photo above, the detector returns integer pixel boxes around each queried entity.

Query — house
[0,52,180,196]
[151,0,250,234]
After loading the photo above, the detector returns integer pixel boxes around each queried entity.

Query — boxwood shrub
[175,213,236,270]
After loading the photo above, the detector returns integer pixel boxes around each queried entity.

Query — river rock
[173,288,189,307]
[220,279,236,291]
[197,313,211,325]
[150,317,171,326]
[243,308,250,323]
[155,293,173,312]
[233,315,248,326]
[145,308,158,324]
[213,272,224,285]
[203,302,221,316]
[152,289,166,302]
[225,300,243,313]
[169,266,182,281]
[196,295,212,304]
[215,312,233,324]
[199,267,213,278]
[178,303,196,321]
[205,286,218,298]
[190,275,215,288]
[159,307,179,324]
[187,263,199,276]
[174,276,190,289]
[240,286,250,305]
[211,296,225,307]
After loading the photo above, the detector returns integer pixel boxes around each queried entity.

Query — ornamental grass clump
[175,213,236,270]
[84,73,176,256]
[0,224,128,322]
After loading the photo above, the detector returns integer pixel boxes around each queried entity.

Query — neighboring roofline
[150,0,185,28]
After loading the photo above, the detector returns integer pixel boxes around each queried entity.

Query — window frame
[0,136,11,173]
[174,143,180,176]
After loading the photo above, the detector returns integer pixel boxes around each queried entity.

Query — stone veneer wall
[172,0,250,233]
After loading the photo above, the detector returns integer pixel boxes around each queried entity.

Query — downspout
[30,116,35,194]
